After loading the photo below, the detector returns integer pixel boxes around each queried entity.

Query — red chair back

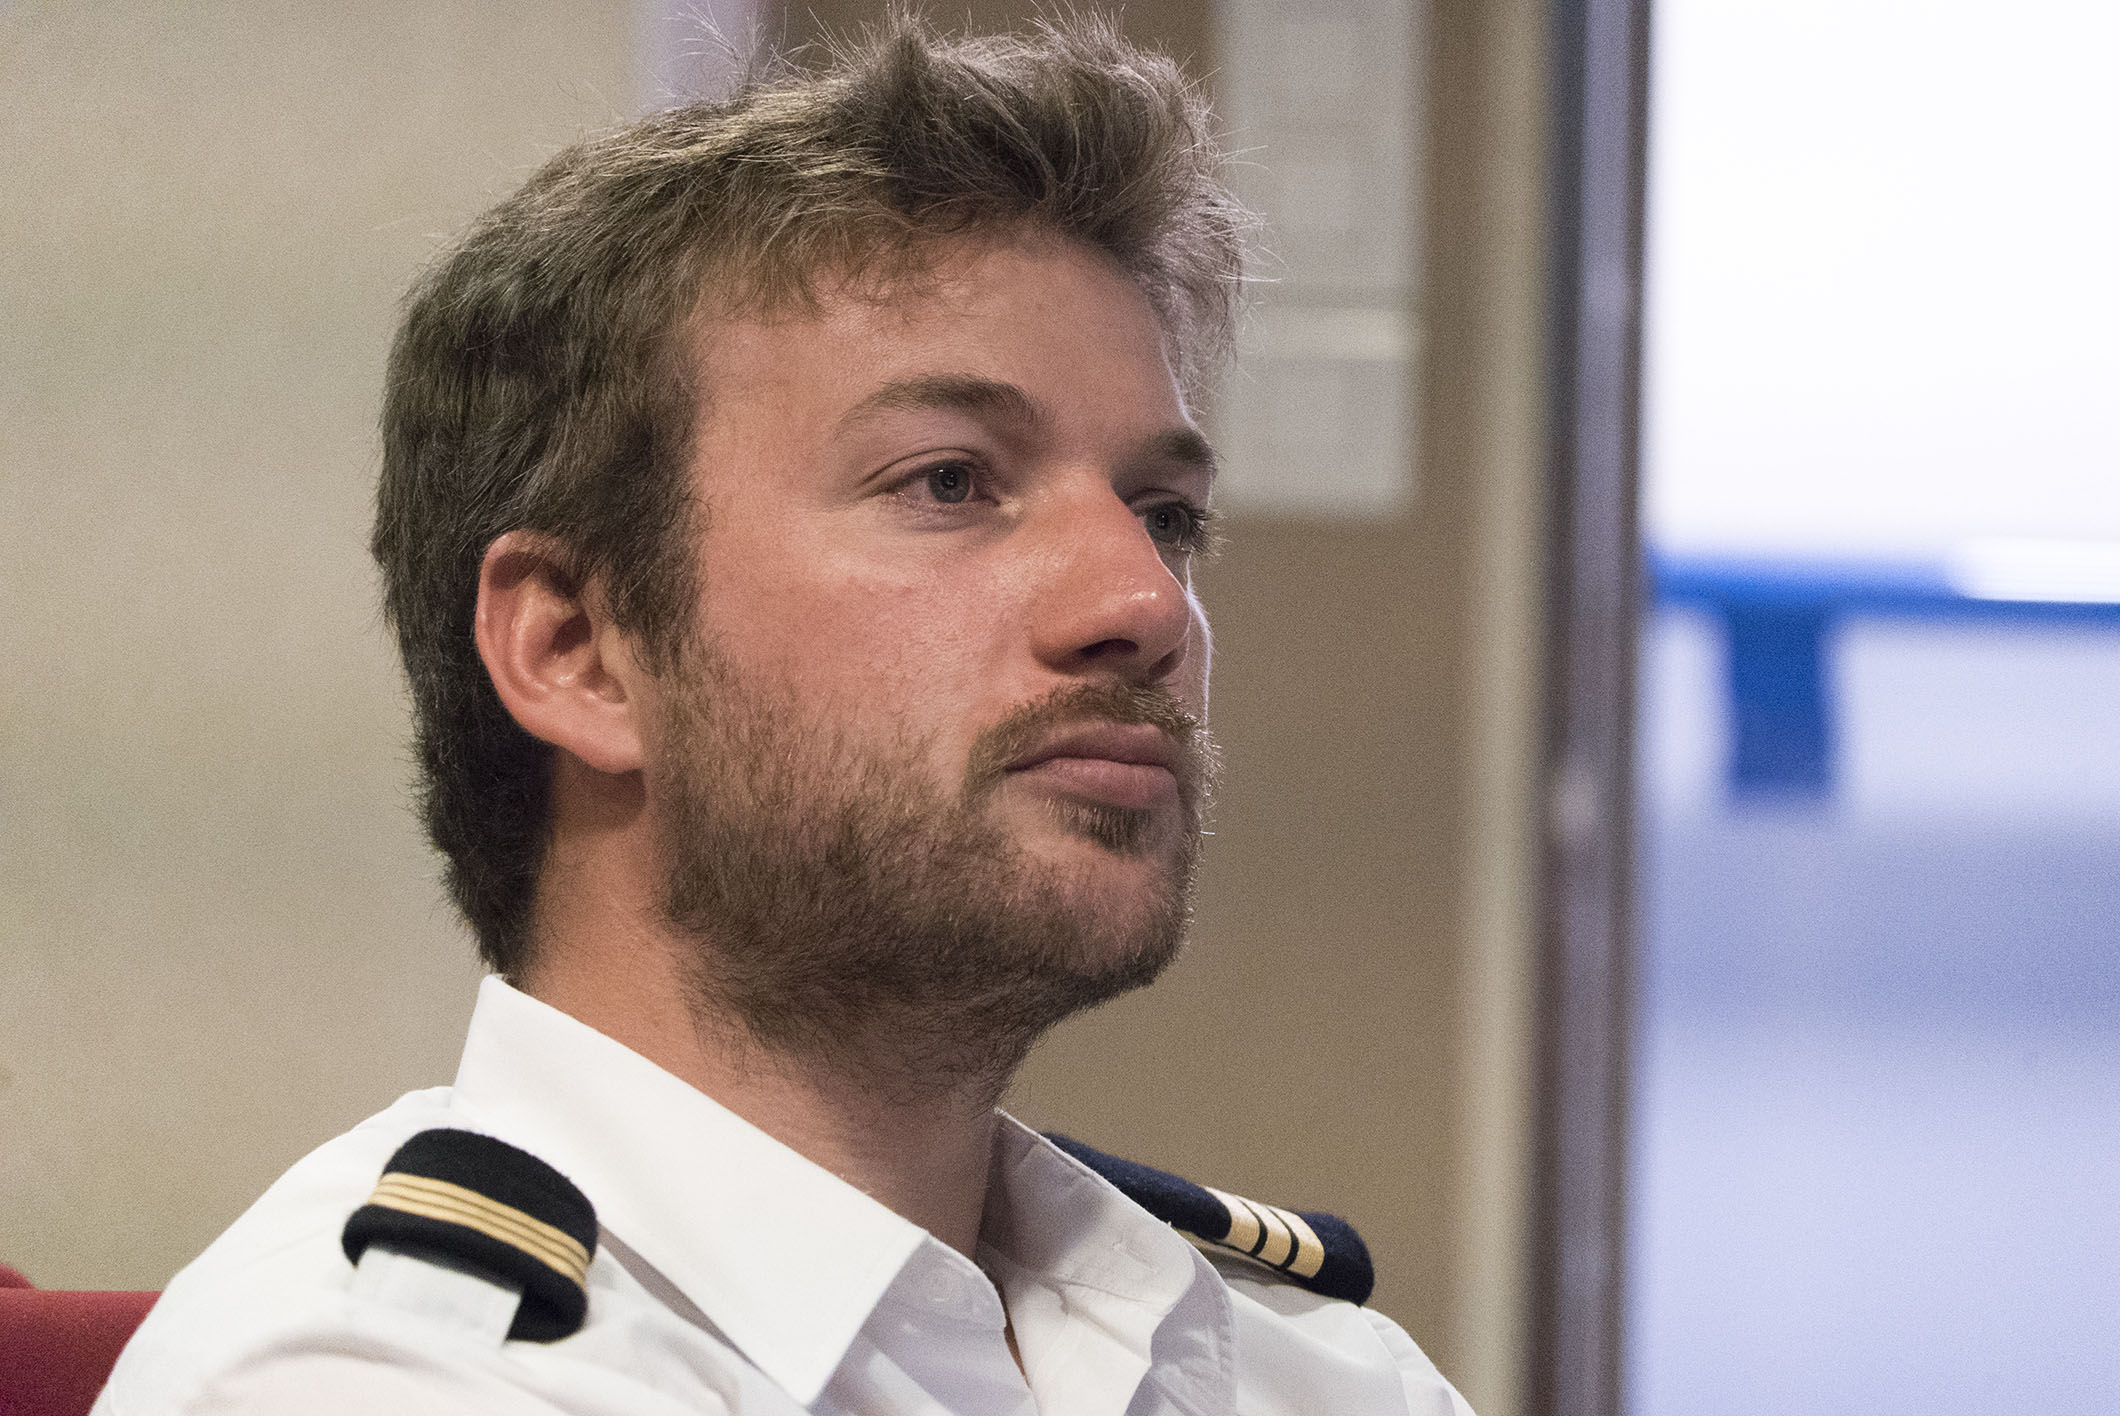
[0,1268,158,1416]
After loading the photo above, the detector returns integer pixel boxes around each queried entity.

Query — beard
[651,646,1218,1102]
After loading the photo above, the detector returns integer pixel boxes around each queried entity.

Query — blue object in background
[1654,554,2120,804]
[1725,606,1833,799]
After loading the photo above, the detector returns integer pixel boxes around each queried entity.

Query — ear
[474,531,646,776]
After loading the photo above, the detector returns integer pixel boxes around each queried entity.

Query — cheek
[700,545,1014,724]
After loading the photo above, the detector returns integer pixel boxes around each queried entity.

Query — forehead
[684,235,1191,443]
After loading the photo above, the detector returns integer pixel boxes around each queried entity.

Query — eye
[1140,499,1212,552]
[925,461,975,504]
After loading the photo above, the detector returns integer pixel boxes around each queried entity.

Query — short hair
[371,14,1248,975]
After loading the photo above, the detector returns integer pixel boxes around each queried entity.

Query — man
[100,18,1472,1415]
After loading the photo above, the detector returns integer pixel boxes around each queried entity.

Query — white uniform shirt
[99,977,1473,1416]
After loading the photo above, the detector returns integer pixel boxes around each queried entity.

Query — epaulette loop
[1046,1134,1375,1306]
[342,1128,598,1342]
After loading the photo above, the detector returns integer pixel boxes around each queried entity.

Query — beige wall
[2,4,1546,1414]
[0,0,633,1288]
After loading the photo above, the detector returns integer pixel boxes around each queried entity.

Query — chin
[1016,823,1195,942]
[1021,812,1188,886]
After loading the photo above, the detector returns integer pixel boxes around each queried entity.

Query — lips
[1008,722,1181,774]
[1005,722,1183,810]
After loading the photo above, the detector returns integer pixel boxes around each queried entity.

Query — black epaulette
[1046,1134,1375,1305]
[341,1128,598,1342]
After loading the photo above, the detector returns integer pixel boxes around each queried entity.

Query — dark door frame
[1530,0,1652,1414]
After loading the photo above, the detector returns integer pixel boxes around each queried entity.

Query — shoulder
[147,1087,461,1308]
[101,1088,467,1412]
[103,1105,745,1416]
[1042,1134,1475,1416]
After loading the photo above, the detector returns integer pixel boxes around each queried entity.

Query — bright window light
[1644,0,2120,560]
[1949,539,2120,603]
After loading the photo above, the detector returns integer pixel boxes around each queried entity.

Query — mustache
[961,681,1217,807]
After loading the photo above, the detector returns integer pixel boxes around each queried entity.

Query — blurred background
[2,2,2111,1415]
[1629,1,2120,1412]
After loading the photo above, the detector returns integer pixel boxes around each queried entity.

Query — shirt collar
[983,1116,1198,1299]
[449,976,927,1405]
[981,1118,1236,1414]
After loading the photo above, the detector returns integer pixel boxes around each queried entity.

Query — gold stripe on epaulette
[1255,1200,1295,1268]
[366,1173,591,1287]
[1275,1205,1326,1279]
[1205,1186,1325,1279]
[1209,1185,1263,1255]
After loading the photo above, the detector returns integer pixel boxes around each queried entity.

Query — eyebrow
[838,371,1219,483]
[1139,425,1219,484]
[838,374,1041,432]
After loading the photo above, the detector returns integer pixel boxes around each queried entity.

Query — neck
[515,758,1004,1256]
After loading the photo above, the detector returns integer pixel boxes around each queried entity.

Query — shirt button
[921,1267,963,1307]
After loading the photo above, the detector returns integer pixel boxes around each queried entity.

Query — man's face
[639,234,1219,1083]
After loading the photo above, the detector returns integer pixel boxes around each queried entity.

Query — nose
[1025,481,1196,683]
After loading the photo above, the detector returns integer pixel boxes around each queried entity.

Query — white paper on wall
[1213,1,1420,517]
